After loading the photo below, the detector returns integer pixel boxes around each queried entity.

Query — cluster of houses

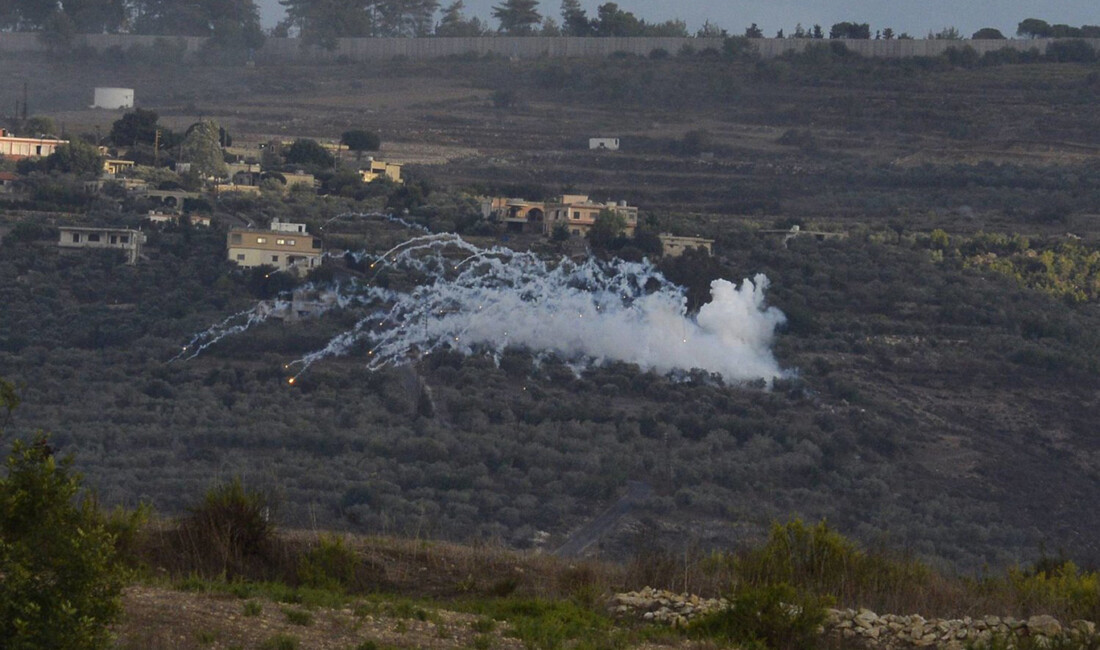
[6,122,712,269]
[55,217,324,270]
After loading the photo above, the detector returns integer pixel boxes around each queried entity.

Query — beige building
[359,158,402,184]
[215,183,262,196]
[659,234,714,257]
[103,159,135,175]
[227,222,322,272]
[484,194,639,238]
[58,226,145,264]
[483,197,546,233]
[545,195,638,238]
[0,129,67,159]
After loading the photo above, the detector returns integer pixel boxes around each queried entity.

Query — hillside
[2,48,1100,573]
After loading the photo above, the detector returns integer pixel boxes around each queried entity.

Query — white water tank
[92,87,134,110]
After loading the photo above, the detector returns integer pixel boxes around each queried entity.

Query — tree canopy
[560,0,590,36]
[829,21,871,39]
[45,140,105,177]
[492,0,541,35]
[972,27,1006,39]
[284,138,335,169]
[181,120,229,178]
[109,109,160,148]
[436,1,488,36]
[341,129,382,158]
[131,0,264,48]
[1017,18,1050,38]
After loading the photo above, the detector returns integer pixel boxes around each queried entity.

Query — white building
[270,218,307,234]
[589,137,620,151]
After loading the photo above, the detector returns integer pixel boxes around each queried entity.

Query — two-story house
[544,195,638,238]
[227,220,322,272]
[58,226,146,264]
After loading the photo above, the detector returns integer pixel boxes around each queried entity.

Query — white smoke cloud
[182,234,787,383]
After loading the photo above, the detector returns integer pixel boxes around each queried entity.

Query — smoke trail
[279,234,787,383]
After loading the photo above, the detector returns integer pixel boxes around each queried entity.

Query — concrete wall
[3,32,1097,62]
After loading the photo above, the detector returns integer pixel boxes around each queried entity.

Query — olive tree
[341,129,381,160]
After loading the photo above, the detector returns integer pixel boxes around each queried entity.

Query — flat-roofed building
[589,137,620,150]
[545,195,638,238]
[658,233,714,257]
[0,129,67,159]
[58,226,145,264]
[103,159,135,176]
[227,224,322,272]
[359,158,402,184]
[482,197,546,233]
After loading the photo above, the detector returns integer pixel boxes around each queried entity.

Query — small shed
[589,137,620,151]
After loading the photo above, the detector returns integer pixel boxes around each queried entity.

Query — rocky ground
[611,587,1100,649]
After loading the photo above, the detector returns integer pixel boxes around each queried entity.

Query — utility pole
[153,129,160,167]
[21,81,27,123]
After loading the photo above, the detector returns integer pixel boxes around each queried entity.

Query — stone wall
[3,32,1097,63]
[610,587,1100,649]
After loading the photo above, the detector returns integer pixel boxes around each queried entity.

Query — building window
[276,239,286,245]
[88,233,101,242]
[271,255,279,262]
[287,239,295,246]
[119,235,129,243]
[257,237,267,244]
[71,233,80,243]
[230,233,242,244]
[237,254,245,261]
[572,211,580,220]
[110,235,118,244]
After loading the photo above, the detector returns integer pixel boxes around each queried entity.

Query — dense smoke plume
[181,234,787,383]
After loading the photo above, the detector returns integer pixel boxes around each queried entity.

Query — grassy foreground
[111,495,1100,649]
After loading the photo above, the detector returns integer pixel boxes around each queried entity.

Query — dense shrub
[175,478,275,580]
[690,581,831,650]
[0,434,126,650]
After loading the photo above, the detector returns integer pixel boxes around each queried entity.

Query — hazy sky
[256,0,1097,37]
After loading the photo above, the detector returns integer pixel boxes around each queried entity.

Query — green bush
[0,434,126,650]
[1004,560,1100,621]
[734,519,931,606]
[690,582,830,650]
[298,534,359,591]
[176,478,275,580]
[282,607,313,626]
